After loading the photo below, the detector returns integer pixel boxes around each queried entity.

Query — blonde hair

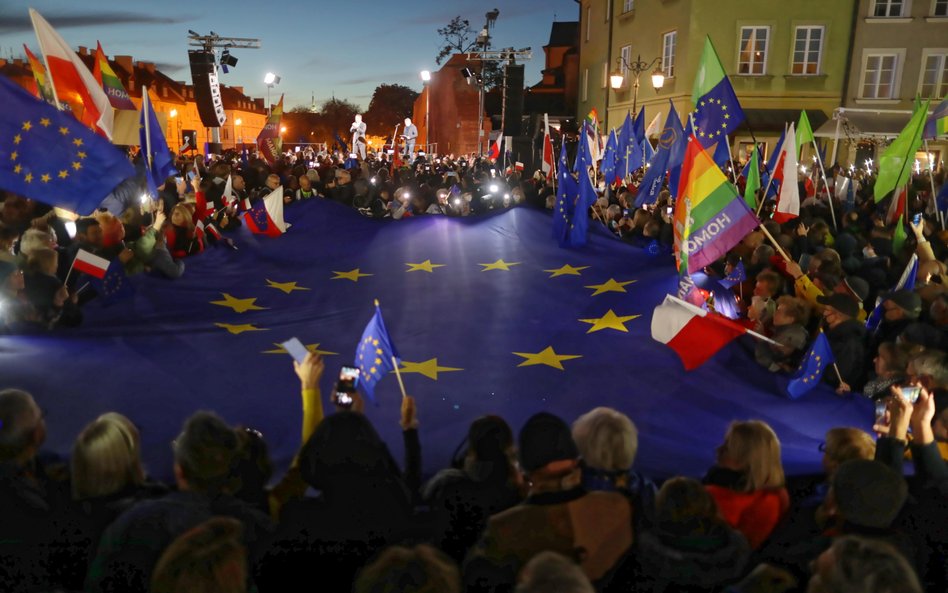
[18,229,55,257]
[26,247,58,275]
[721,420,784,491]
[572,407,638,471]
[71,413,144,500]
[824,428,876,469]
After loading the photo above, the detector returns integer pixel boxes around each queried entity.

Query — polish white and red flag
[541,113,555,181]
[30,9,114,139]
[772,122,800,223]
[72,249,110,279]
[651,294,757,370]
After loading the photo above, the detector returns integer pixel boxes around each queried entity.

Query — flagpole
[923,139,944,230]
[758,222,793,263]
[755,123,787,218]
[811,139,838,231]
[724,135,739,186]
[28,11,62,110]
[142,86,152,174]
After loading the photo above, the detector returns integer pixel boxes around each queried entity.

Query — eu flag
[139,94,177,196]
[718,261,746,289]
[692,37,745,150]
[552,140,577,245]
[786,332,835,399]
[600,129,619,185]
[85,259,135,305]
[0,75,135,215]
[568,122,599,248]
[356,301,401,403]
[635,103,684,207]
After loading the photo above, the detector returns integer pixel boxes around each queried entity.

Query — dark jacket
[85,490,273,593]
[634,523,751,593]
[824,318,868,390]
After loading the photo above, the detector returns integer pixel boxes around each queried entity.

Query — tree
[436,16,477,65]
[364,84,419,134]
[435,15,503,90]
[319,98,361,136]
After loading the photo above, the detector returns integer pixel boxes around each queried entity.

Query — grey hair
[910,349,948,389]
[515,551,594,593]
[815,536,921,593]
[18,229,55,258]
[572,407,638,471]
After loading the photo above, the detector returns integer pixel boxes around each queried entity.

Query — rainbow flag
[257,94,284,166]
[92,41,135,110]
[674,135,760,274]
[924,96,948,140]
[23,44,54,103]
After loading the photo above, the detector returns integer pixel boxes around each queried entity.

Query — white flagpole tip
[373,299,380,307]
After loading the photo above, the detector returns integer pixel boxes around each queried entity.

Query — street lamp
[420,70,431,154]
[264,72,280,116]
[169,109,180,152]
[610,54,665,116]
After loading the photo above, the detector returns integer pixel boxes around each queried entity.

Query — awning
[733,109,829,134]
[813,108,913,139]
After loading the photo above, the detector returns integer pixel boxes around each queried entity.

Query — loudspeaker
[503,64,524,136]
[189,50,227,128]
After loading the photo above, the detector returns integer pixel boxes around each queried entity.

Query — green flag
[796,110,814,158]
[892,210,907,254]
[874,99,930,203]
[913,93,922,115]
[744,145,760,209]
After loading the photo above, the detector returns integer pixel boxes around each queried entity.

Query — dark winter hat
[899,322,943,349]
[833,459,907,529]
[883,289,922,318]
[842,276,870,304]
[518,412,579,472]
[817,293,860,319]
[467,415,514,462]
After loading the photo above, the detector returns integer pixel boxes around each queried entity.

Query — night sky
[3,0,580,110]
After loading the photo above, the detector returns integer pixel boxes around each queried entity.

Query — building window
[872,0,906,16]
[619,44,632,82]
[623,0,634,12]
[223,128,229,140]
[934,0,948,16]
[861,52,899,98]
[583,68,589,102]
[920,51,948,98]
[738,27,769,75]
[792,26,823,75]
[662,31,677,78]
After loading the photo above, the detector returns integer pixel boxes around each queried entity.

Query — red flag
[541,113,555,181]
[487,136,503,161]
[29,9,113,139]
[651,294,747,370]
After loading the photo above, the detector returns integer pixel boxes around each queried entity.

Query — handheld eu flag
[786,331,835,399]
[355,300,402,404]
[0,75,135,215]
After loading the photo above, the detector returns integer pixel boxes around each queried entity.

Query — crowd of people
[2,136,948,592]
[2,350,943,593]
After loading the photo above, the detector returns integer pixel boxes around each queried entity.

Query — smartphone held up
[333,365,361,408]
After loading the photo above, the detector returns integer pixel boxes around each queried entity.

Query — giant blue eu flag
[0,75,135,214]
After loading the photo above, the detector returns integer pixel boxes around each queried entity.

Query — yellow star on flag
[13,134,21,144]
[585,278,636,296]
[544,264,590,278]
[10,151,17,161]
[40,173,50,183]
[39,118,50,127]
[405,260,446,273]
[58,170,68,179]
[262,343,338,356]
[22,121,32,131]
[71,161,81,171]
[215,323,267,335]
[331,268,372,282]
[59,126,69,135]
[397,358,463,380]
[266,279,311,294]
[210,293,268,313]
[512,346,582,370]
[479,259,520,271]
[578,309,641,333]
[13,165,21,174]
[24,173,33,183]
[72,138,83,147]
